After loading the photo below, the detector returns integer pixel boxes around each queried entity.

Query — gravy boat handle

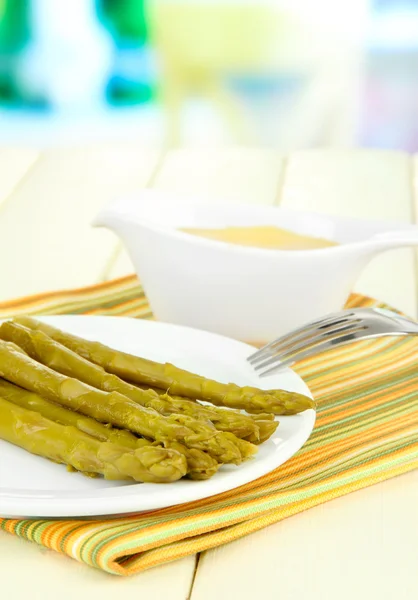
[370,229,418,249]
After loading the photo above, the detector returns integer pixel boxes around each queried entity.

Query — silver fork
[248,307,418,377]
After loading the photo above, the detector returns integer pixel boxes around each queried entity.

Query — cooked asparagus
[0,378,144,449]
[161,441,218,480]
[150,389,277,444]
[0,378,218,480]
[1,321,273,444]
[0,340,250,464]
[145,384,277,422]
[138,383,278,443]
[0,395,187,482]
[15,317,314,415]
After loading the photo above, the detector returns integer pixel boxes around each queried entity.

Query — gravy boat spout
[93,194,418,341]
[93,205,147,252]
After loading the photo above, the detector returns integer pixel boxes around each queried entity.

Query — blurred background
[0,0,417,151]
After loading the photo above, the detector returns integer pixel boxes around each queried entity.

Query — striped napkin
[0,275,417,576]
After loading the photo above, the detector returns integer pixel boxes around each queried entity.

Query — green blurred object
[108,78,153,106]
[0,0,30,106]
[0,0,29,52]
[102,0,155,107]
[102,0,148,43]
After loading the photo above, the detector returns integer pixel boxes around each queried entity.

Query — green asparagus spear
[0,395,187,482]
[0,320,272,444]
[16,317,314,415]
[146,385,278,424]
[0,378,143,448]
[137,383,278,443]
[146,389,277,444]
[0,378,218,480]
[161,441,218,480]
[0,339,248,464]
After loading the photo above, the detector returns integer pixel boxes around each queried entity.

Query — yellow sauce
[180,226,337,250]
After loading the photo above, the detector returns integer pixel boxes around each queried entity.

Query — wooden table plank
[0,144,160,301]
[0,532,196,600]
[107,147,285,279]
[0,147,40,208]
[191,471,418,600]
[152,148,285,202]
[279,149,417,316]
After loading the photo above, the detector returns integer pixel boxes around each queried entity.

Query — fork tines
[248,310,367,376]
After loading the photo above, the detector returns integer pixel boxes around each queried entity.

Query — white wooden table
[0,146,417,599]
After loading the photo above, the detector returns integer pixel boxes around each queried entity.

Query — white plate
[0,316,315,518]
